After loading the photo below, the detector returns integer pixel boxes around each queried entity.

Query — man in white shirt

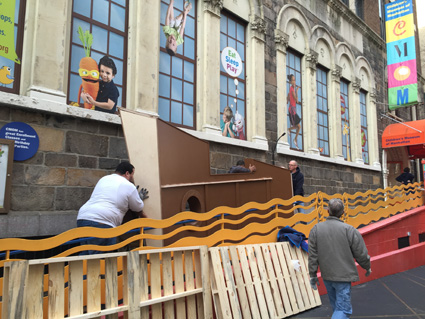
[77,161,146,254]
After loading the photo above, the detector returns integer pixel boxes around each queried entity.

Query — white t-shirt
[77,174,144,227]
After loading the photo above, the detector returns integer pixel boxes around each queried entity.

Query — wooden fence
[2,246,212,319]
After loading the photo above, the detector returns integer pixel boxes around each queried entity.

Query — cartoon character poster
[76,27,99,109]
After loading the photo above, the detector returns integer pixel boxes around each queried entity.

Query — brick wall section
[0,105,128,236]
[363,0,381,36]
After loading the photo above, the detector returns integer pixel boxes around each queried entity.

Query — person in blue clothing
[308,198,371,319]
[85,56,120,114]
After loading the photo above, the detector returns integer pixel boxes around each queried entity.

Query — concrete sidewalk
[292,265,425,318]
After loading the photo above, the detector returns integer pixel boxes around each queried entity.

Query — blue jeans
[323,280,352,319]
[294,201,305,214]
[77,219,117,255]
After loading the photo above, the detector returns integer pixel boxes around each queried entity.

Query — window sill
[276,142,381,172]
[0,91,121,125]
[180,127,269,151]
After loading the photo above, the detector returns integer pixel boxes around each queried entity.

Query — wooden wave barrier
[2,246,212,319]
[0,183,423,316]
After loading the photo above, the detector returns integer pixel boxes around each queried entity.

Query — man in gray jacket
[308,198,371,318]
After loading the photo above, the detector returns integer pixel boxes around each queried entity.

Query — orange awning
[382,119,425,149]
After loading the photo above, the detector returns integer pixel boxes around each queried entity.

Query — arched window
[286,50,303,151]
[340,80,351,161]
[220,12,246,140]
[68,0,128,110]
[360,90,369,164]
[316,66,329,156]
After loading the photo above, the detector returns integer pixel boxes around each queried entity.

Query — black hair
[115,161,134,175]
[236,160,245,166]
[404,167,410,173]
[287,74,295,81]
[99,56,117,75]
[166,47,176,56]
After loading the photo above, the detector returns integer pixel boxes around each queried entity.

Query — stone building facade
[0,0,423,238]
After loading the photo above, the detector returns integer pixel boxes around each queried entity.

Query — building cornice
[324,0,386,50]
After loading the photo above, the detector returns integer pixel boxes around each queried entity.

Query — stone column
[197,0,222,135]
[351,77,363,163]
[246,15,268,146]
[304,49,320,155]
[275,29,290,152]
[127,0,160,112]
[329,65,344,160]
[21,0,70,103]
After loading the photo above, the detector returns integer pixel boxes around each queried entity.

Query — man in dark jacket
[289,160,304,213]
[396,167,415,185]
[308,198,371,318]
[289,160,304,196]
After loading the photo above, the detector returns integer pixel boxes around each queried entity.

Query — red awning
[382,119,425,159]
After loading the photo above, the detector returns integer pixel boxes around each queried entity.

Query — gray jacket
[308,216,370,282]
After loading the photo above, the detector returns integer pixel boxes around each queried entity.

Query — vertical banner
[385,0,417,110]
[0,0,20,63]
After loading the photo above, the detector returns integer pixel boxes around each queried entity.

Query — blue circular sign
[0,122,39,161]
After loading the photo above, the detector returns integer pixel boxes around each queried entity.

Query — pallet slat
[174,251,186,319]
[162,251,174,319]
[69,261,84,317]
[105,257,118,319]
[185,250,197,318]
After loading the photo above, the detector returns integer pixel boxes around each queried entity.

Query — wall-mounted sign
[385,0,418,110]
[0,122,39,161]
[221,47,242,78]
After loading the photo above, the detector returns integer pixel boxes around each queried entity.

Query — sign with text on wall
[385,0,418,110]
[0,122,39,161]
[221,47,242,78]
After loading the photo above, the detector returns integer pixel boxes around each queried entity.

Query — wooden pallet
[209,243,321,319]
[2,246,212,319]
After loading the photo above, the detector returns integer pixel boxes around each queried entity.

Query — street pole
[272,132,286,165]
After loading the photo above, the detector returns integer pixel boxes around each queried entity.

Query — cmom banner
[0,0,20,64]
[385,0,417,110]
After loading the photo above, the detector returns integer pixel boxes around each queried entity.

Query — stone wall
[0,105,127,238]
[209,142,381,195]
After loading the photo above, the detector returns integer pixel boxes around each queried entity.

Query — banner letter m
[397,88,409,105]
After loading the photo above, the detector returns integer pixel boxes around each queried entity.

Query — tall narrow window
[340,80,351,161]
[316,67,329,156]
[286,51,303,151]
[220,12,246,140]
[68,0,128,110]
[360,90,369,164]
[159,0,196,129]
[0,0,26,94]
